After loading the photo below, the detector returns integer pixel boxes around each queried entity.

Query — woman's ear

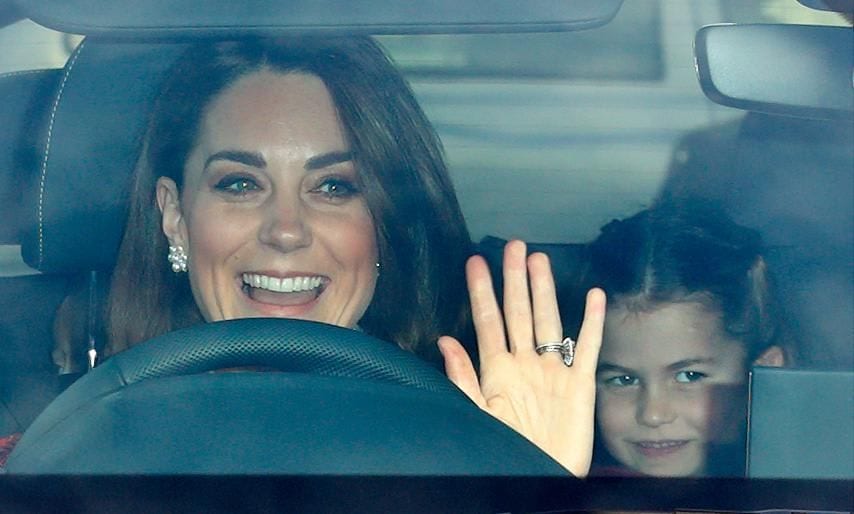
[156,177,187,247]
[753,345,785,367]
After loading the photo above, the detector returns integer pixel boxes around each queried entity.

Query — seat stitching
[37,40,87,270]
[0,69,55,81]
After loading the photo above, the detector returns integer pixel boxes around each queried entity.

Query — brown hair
[579,202,796,364]
[107,37,473,366]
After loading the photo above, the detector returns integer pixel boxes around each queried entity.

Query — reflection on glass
[379,0,662,80]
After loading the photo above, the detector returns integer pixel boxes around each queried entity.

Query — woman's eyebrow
[204,150,266,170]
[304,150,354,171]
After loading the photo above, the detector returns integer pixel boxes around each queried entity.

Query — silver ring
[535,337,578,367]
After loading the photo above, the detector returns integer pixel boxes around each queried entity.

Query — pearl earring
[168,245,188,273]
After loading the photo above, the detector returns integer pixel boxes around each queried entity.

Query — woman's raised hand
[438,240,605,476]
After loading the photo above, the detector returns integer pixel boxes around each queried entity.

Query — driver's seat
[1,41,188,438]
[0,67,74,437]
[7,38,571,477]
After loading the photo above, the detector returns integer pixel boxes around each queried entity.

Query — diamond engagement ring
[535,337,578,367]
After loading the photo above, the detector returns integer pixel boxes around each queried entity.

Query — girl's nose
[637,384,677,427]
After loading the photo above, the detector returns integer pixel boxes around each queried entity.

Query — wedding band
[534,343,563,354]
[535,337,578,367]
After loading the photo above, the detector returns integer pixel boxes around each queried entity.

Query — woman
[577,204,793,477]
[101,36,604,475]
[108,36,472,367]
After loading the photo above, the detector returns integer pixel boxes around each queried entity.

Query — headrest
[478,236,591,332]
[20,40,189,272]
[0,68,62,243]
[477,235,589,294]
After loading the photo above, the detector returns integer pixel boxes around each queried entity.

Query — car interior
[0,0,851,510]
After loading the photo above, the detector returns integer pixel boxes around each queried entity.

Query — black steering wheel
[6,319,567,475]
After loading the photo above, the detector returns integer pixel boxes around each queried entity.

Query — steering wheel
[5,319,567,475]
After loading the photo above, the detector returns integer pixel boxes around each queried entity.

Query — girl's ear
[156,177,188,247]
[753,345,785,367]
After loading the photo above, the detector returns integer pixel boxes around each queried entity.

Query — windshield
[0,0,851,509]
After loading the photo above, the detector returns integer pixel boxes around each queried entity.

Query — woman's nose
[637,384,677,427]
[258,196,312,252]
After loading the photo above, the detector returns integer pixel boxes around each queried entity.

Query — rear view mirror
[695,24,853,121]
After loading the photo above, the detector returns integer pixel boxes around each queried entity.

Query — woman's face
[595,300,748,477]
[157,70,378,328]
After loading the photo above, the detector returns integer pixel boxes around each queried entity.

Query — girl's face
[157,70,378,328]
[596,300,749,477]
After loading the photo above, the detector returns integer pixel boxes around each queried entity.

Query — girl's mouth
[631,439,691,458]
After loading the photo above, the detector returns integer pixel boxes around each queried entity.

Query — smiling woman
[156,71,378,330]
[107,37,473,364]
[78,35,608,476]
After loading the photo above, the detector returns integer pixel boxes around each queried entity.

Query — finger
[574,288,606,373]
[465,255,507,360]
[438,336,487,409]
[502,240,534,354]
[528,252,563,353]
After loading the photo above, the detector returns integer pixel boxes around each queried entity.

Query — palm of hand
[480,347,597,475]
[439,240,605,476]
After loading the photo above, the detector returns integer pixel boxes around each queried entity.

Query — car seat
[2,40,189,435]
[659,112,854,370]
[0,67,73,435]
[668,20,853,370]
[477,235,591,336]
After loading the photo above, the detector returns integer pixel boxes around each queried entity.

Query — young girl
[578,204,794,477]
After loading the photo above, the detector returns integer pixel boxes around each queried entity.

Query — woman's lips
[238,272,328,314]
[631,440,691,458]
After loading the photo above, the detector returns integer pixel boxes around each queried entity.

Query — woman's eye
[214,176,261,195]
[313,177,359,200]
[675,370,707,383]
[603,375,639,387]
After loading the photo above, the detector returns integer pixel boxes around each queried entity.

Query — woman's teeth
[242,273,323,293]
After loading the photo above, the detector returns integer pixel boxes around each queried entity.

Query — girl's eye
[603,375,639,387]
[214,175,261,195]
[313,177,359,200]
[675,370,707,383]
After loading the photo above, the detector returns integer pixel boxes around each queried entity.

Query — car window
[0,0,851,508]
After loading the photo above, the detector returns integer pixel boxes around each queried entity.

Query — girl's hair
[107,37,473,365]
[581,202,795,364]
